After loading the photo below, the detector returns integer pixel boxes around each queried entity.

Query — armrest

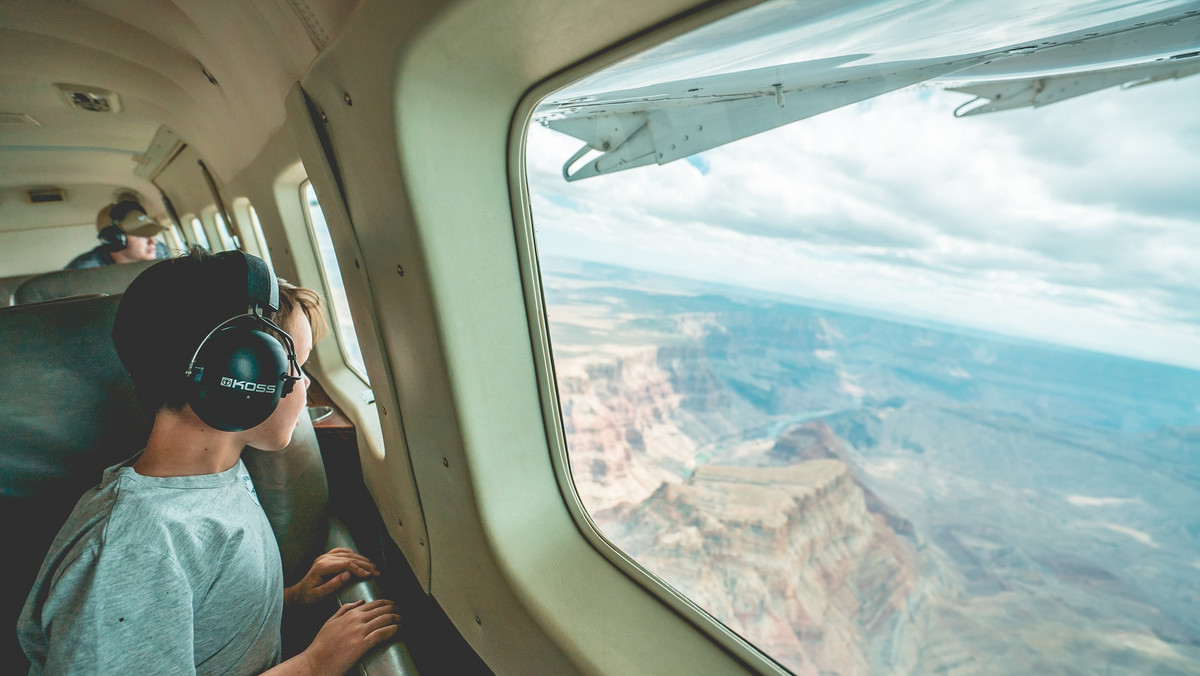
[326,517,420,676]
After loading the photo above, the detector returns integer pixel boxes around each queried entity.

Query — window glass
[213,210,241,251]
[166,222,187,251]
[301,181,368,382]
[247,205,274,270]
[524,1,1200,673]
[188,216,210,250]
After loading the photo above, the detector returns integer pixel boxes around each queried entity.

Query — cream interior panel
[0,224,94,276]
[299,0,763,672]
[284,81,431,586]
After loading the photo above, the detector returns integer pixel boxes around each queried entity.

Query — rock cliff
[556,341,922,674]
[608,459,919,675]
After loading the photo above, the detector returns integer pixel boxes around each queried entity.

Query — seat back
[12,260,157,305]
[0,295,151,668]
[0,294,330,668]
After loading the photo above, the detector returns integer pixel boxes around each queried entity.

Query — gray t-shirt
[18,456,284,675]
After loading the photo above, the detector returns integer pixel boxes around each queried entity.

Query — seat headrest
[0,274,36,307]
[12,260,157,305]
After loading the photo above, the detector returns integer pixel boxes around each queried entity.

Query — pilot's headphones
[97,201,147,252]
[183,251,303,432]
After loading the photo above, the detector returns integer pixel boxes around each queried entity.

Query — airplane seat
[0,294,401,672]
[0,273,36,306]
[11,259,157,305]
[242,417,332,586]
[0,294,150,670]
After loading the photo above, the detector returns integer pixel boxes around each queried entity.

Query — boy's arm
[41,545,197,674]
[263,600,401,676]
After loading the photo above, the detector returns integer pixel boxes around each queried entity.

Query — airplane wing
[535,3,1200,181]
[947,53,1200,117]
[536,54,994,182]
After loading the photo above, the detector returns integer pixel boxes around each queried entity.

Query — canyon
[545,260,1200,675]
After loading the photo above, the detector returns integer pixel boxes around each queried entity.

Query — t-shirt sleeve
[41,544,197,675]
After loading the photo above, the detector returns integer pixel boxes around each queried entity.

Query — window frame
[202,205,235,251]
[298,179,370,384]
[164,221,187,252]
[232,199,274,271]
[509,35,794,676]
[184,213,211,251]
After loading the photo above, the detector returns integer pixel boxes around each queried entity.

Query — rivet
[442,457,449,468]
[397,517,404,527]
[320,111,328,124]
[354,259,360,269]
[380,404,386,415]
[475,615,482,626]
[344,92,353,106]
[418,538,424,546]
[396,264,404,276]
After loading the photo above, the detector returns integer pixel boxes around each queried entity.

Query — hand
[284,548,380,606]
[301,600,402,676]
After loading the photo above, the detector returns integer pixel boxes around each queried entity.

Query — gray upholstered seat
[11,260,157,305]
[0,295,150,667]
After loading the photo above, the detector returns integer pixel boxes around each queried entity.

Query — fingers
[364,624,401,650]
[332,599,365,617]
[353,602,401,650]
[311,571,352,597]
[347,599,393,616]
[312,551,380,579]
[362,612,403,634]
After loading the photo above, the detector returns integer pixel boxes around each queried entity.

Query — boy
[18,248,400,674]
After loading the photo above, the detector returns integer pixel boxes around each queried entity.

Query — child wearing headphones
[18,248,400,675]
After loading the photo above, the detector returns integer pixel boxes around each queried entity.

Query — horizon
[540,254,1200,376]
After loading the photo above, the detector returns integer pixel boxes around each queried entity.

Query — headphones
[183,252,303,432]
[97,201,148,252]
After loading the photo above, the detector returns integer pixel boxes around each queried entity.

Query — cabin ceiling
[0,0,359,230]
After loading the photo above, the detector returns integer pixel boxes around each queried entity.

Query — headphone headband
[243,251,279,314]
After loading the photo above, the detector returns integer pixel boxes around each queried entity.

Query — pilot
[19,248,401,675]
[64,200,172,269]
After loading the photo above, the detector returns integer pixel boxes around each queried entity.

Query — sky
[524,0,1200,371]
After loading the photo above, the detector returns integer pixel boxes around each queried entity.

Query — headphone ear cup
[98,225,127,251]
[188,318,291,432]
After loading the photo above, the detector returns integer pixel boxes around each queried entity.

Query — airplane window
[212,210,231,251]
[213,210,241,252]
[246,205,274,271]
[301,180,369,383]
[523,1,1200,673]
[166,222,187,252]
[188,216,210,251]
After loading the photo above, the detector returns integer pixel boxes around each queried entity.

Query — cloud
[525,42,1200,369]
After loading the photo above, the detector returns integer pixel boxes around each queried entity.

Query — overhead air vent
[54,83,122,113]
[0,112,40,126]
[26,188,67,204]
